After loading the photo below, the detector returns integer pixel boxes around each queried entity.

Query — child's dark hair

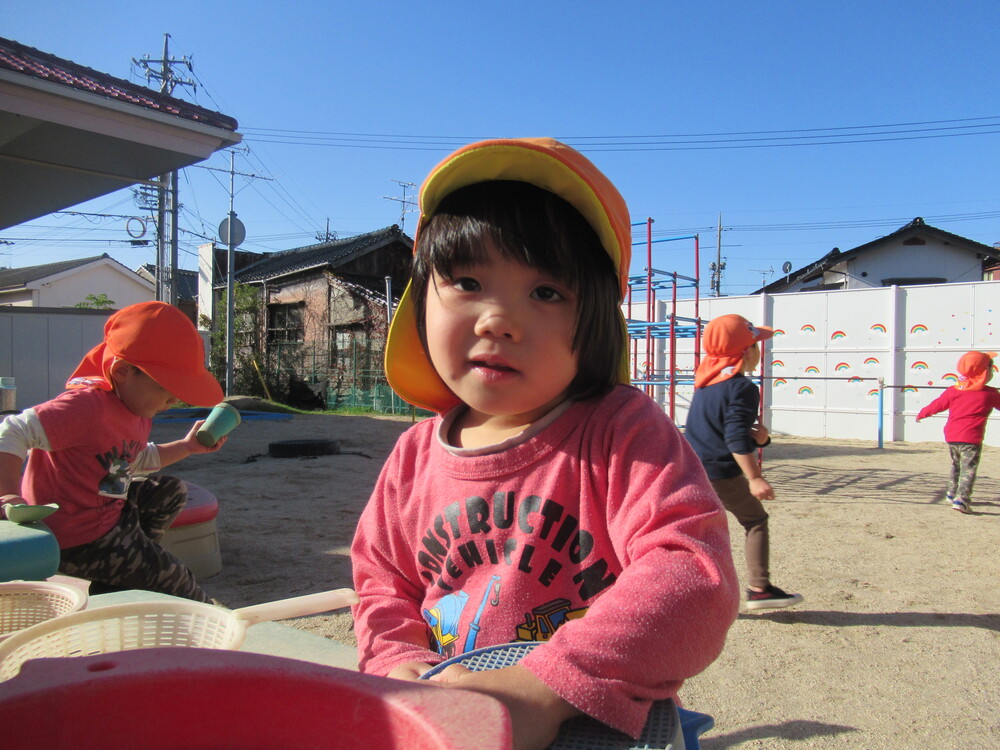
[411,180,625,402]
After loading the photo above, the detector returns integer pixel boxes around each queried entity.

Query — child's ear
[108,359,132,382]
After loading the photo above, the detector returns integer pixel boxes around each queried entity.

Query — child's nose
[474,305,521,342]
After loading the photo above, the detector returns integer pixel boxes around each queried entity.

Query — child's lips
[469,356,518,375]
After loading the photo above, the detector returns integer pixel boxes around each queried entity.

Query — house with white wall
[0,254,153,308]
[760,217,1000,294]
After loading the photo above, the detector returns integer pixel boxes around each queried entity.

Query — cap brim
[140,363,223,407]
[420,139,631,297]
[147,370,225,406]
[385,281,460,414]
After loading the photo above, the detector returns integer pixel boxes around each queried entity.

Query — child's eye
[532,285,565,302]
[453,276,481,292]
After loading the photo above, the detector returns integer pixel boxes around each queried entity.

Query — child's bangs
[421,182,584,290]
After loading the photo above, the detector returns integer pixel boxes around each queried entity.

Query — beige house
[759,217,1000,294]
[0,254,153,307]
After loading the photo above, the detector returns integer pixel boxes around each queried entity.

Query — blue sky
[4,1,999,295]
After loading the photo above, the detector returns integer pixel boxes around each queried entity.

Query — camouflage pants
[947,442,982,504]
[58,475,211,603]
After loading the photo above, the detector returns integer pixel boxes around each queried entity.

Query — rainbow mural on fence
[772,328,786,336]
[798,386,814,395]
[864,357,880,366]
[942,373,960,384]
[848,376,863,384]
[804,366,820,374]
[870,323,887,333]
[800,324,816,333]
[867,389,880,397]
[902,387,919,393]
[830,330,847,340]
[835,362,850,372]
[773,378,788,387]
[910,361,929,370]
[910,323,928,334]
[772,359,785,368]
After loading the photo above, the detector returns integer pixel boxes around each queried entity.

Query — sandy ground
[151,404,1000,749]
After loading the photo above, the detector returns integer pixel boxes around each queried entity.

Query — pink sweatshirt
[351,385,739,737]
[917,385,1000,444]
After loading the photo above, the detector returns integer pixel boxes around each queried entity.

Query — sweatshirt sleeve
[0,409,50,460]
[518,395,740,736]
[917,388,954,421]
[723,378,760,455]
[352,428,447,674]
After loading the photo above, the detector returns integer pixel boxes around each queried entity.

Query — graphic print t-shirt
[26,387,152,548]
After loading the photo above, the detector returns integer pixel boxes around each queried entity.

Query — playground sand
[152,408,1000,749]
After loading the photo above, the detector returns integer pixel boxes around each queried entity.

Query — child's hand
[184,420,227,454]
[749,423,770,445]
[430,664,580,750]
[748,476,775,501]
[387,660,435,681]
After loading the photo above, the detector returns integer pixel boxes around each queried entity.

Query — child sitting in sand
[0,301,227,601]
[351,138,739,749]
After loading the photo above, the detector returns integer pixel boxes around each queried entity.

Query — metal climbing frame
[625,218,703,420]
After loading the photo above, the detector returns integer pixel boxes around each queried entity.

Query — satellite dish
[782,261,793,274]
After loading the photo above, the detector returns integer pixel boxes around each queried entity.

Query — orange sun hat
[67,301,223,407]
[954,350,998,391]
[694,314,774,389]
[384,137,632,413]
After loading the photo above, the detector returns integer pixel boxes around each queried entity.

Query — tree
[75,293,115,309]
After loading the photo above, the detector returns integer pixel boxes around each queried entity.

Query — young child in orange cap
[916,350,1000,513]
[0,301,227,602]
[684,313,803,611]
[351,138,739,749]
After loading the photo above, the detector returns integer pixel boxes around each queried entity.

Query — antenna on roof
[750,265,774,289]
[383,180,418,232]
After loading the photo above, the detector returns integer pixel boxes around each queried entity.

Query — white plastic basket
[0,581,88,642]
[0,587,358,681]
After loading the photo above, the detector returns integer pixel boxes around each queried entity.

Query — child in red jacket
[916,351,1000,514]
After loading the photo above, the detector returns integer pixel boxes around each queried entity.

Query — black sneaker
[746,584,804,611]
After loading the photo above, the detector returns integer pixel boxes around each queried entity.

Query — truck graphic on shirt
[515,598,587,642]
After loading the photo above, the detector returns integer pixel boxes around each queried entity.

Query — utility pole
[201,149,269,395]
[709,212,726,296]
[132,34,196,305]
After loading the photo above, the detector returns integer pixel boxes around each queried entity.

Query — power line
[239,115,1000,151]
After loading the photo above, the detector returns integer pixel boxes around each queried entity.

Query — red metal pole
[645,218,653,396]
[669,271,677,420]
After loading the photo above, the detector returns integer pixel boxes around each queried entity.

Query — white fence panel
[636,281,999,446]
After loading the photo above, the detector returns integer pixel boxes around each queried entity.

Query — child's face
[424,240,579,427]
[742,343,761,373]
[112,362,179,418]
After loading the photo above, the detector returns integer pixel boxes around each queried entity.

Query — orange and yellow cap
[385,138,632,413]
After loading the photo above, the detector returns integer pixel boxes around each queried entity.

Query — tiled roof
[759,218,1000,294]
[231,225,411,284]
[0,36,238,132]
[139,264,199,301]
[0,253,111,290]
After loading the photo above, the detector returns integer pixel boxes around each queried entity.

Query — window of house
[267,302,304,343]
[880,277,946,287]
[332,326,380,387]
